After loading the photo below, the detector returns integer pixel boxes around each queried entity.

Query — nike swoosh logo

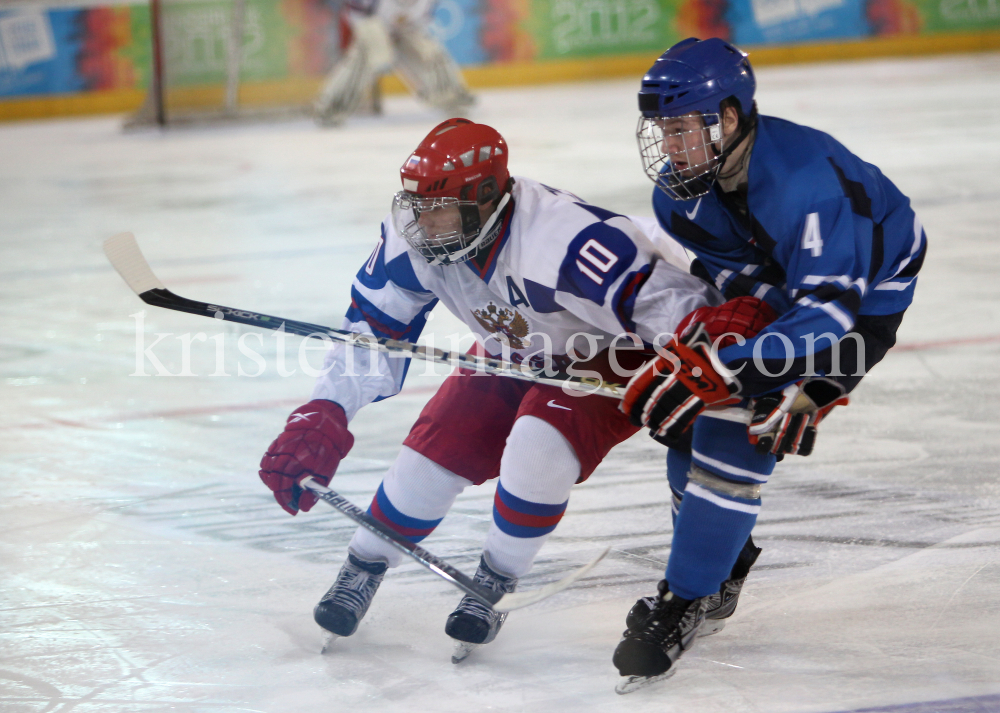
[547,400,571,411]
[685,197,703,220]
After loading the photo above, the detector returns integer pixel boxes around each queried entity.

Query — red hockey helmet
[392,119,513,265]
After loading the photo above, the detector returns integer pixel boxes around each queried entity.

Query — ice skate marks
[615,669,676,694]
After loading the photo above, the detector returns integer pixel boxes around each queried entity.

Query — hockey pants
[348,415,579,578]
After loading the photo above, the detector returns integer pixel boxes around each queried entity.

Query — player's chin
[678,164,714,181]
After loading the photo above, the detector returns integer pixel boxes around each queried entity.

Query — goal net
[126,0,339,127]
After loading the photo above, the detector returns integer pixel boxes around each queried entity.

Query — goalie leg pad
[350,15,395,71]
[391,24,474,110]
[315,44,372,123]
[315,16,394,123]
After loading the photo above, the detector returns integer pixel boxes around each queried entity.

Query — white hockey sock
[349,446,469,568]
[482,416,580,578]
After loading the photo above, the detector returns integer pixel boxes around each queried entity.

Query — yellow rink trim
[0,88,146,121]
[2,30,999,122]
[744,29,1000,65]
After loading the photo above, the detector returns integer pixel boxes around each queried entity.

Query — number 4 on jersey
[801,212,823,257]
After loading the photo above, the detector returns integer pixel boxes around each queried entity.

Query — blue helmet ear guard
[636,38,758,201]
[638,37,756,123]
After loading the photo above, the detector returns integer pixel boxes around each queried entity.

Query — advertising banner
[0,0,336,100]
[0,8,91,96]
[0,0,998,103]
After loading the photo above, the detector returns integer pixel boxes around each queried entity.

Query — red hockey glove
[620,296,775,445]
[748,378,849,458]
[259,400,354,515]
[675,295,778,347]
[620,324,741,445]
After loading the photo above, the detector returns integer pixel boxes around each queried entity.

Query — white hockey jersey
[311,177,723,420]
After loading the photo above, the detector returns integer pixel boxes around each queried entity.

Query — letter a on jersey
[506,276,530,309]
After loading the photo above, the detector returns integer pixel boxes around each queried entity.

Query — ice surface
[2,53,1000,712]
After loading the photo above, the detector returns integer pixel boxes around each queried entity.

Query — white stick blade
[492,546,610,612]
[103,232,164,295]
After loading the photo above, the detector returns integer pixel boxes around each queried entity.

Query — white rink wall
[1,54,1000,713]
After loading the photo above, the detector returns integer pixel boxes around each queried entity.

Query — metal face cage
[392,192,509,266]
[637,112,725,202]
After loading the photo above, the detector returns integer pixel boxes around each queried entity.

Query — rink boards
[1,0,999,121]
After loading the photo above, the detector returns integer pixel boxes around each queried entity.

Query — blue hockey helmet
[636,38,757,201]
[638,37,756,124]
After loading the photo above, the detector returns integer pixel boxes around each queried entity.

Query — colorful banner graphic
[1,0,998,101]
[527,0,682,59]
[1,9,87,96]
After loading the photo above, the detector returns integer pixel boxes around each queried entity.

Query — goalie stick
[300,477,608,612]
[102,232,610,610]
[102,232,624,399]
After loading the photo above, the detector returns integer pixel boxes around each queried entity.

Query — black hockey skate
[625,538,761,638]
[613,580,708,694]
[445,553,518,663]
[314,552,388,652]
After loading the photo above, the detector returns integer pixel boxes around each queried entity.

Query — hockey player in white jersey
[314,0,474,126]
[258,118,774,661]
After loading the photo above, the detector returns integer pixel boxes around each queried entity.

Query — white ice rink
[2,53,1000,712]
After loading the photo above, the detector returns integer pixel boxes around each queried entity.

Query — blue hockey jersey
[652,115,927,396]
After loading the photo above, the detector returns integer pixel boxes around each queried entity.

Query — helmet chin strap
[711,106,758,177]
[429,191,512,266]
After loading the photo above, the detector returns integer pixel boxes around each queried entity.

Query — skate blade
[451,641,478,664]
[320,633,339,654]
[698,618,727,637]
[615,669,677,695]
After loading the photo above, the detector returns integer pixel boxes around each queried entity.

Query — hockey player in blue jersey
[256,118,776,663]
[612,38,926,691]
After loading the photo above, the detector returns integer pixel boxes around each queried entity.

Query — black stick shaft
[299,478,501,607]
[138,287,622,398]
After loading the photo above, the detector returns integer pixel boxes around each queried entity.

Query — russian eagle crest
[472,302,531,349]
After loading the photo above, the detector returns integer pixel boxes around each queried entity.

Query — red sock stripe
[369,497,437,539]
[492,492,566,530]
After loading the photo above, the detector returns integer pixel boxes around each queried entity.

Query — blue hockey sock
[665,415,774,600]
[666,484,759,599]
[666,447,692,526]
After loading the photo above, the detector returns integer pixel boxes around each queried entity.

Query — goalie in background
[314,0,475,127]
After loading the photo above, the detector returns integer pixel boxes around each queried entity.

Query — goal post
[125,0,340,128]
[150,0,166,125]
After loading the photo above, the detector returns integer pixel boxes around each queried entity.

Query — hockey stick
[103,232,610,609]
[102,232,624,399]
[300,477,608,612]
